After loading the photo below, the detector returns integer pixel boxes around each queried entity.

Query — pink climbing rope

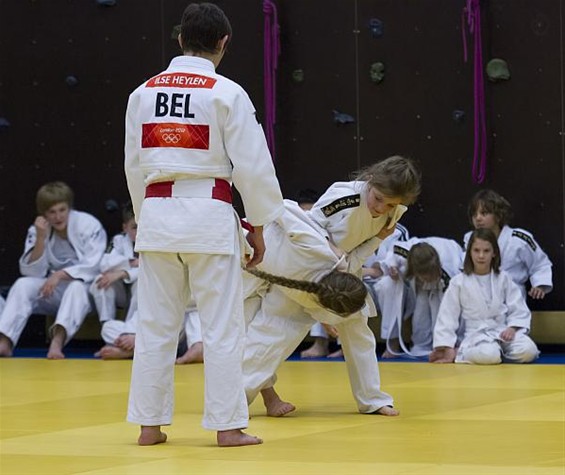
[462,0,487,184]
[263,0,279,161]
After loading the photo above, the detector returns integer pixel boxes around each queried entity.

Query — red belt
[145,179,232,204]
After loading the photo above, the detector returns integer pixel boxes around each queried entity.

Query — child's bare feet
[217,429,263,447]
[138,426,167,446]
[429,347,456,364]
[373,405,400,416]
[328,348,343,358]
[47,325,66,359]
[176,342,204,364]
[0,336,13,357]
[300,337,329,358]
[382,338,402,359]
[261,386,296,417]
[47,348,65,359]
[97,345,134,360]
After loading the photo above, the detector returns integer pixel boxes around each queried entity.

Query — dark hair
[122,201,135,224]
[36,181,74,215]
[463,228,501,274]
[353,155,421,205]
[405,243,441,282]
[245,268,367,317]
[467,189,513,228]
[180,3,232,54]
[296,188,321,206]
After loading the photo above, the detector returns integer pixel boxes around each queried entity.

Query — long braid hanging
[245,267,322,295]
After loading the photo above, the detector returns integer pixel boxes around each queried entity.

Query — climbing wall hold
[105,199,119,213]
[65,75,79,87]
[171,24,181,40]
[333,110,355,125]
[292,69,305,83]
[369,62,385,83]
[368,18,384,38]
[0,117,11,130]
[486,58,510,82]
[452,110,465,123]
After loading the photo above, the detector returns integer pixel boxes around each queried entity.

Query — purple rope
[463,0,487,183]
[263,0,279,161]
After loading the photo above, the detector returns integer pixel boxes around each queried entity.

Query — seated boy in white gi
[0,181,106,358]
[89,202,139,326]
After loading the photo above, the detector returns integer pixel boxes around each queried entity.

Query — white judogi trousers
[89,280,138,323]
[127,251,249,431]
[0,276,91,345]
[243,287,393,413]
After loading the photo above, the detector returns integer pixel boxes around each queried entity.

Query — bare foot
[300,338,329,358]
[327,348,343,358]
[138,426,167,446]
[217,429,262,447]
[381,349,400,359]
[261,387,296,417]
[382,338,402,359]
[48,325,66,359]
[429,347,456,364]
[0,336,13,357]
[176,342,204,364]
[47,347,65,359]
[373,405,400,416]
[98,345,134,360]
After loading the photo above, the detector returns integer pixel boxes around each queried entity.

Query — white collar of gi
[170,55,216,72]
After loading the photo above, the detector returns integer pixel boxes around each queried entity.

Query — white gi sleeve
[226,89,284,226]
[516,234,553,293]
[19,226,49,277]
[433,276,463,348]
[124,90,145,221]
[63,214,107,282]
[502,272,533,331]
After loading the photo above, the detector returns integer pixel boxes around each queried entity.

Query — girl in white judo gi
[89,202,139,327]
[0,182,107,358]
[464,189,552,300]
[247,156,422,416]
[431,228,539,364]
[124,3,284,447]
[242,200,399,417]
[372,237,464,358]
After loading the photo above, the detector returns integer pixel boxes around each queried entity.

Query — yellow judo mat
[0,358,563,475]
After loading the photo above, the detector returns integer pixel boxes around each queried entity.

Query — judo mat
[0,357,563,475]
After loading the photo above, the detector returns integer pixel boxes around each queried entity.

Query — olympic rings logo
[162,133,181,144]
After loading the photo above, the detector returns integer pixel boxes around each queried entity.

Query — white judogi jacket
[374,237,464,355]
[243,201,392,412]
[463,226,553,296]
[100,233,138,283]
[307,181,407,274]
[380,237,464,282]
[19,210,106,283]
[125,55,284,254]
[255,200,375,325]
[434,270,532,349]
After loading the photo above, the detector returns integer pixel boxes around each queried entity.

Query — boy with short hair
[0,181,107,358]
